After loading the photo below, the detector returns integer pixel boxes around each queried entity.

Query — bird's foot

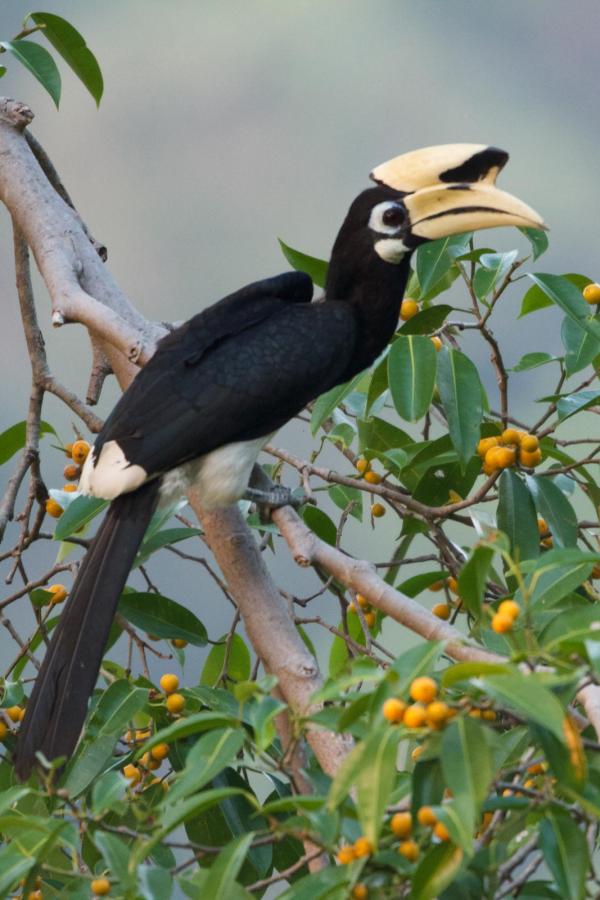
[244,485,312,522]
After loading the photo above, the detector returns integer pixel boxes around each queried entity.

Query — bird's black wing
[93,290,356,481]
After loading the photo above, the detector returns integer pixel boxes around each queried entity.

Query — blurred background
[0,0,598,680]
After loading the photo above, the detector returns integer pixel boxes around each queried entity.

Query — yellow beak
[371,143,547,239]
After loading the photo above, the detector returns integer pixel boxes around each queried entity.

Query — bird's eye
[382,205,405,227]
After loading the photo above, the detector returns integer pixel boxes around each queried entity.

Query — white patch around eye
[368,200,404,235]
[374,238,408,264]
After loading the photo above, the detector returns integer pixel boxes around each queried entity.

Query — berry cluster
[382,677,454,730]
[477,429,541,475]
[45,439,91,518]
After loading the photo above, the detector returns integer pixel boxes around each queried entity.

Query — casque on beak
[370,143,547,241]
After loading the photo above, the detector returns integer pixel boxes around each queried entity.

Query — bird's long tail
[15,480,160,780]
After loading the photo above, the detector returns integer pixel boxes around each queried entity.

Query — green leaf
[310,372,364,434]
[527,549,595,608]
[479,673,566,740]
[166,728,246,802]
[53,494,108,539]
[436,348,483,469]
[416,233,470,296]
[134,526,202,567]
[0,420,55,465]
[329,484,363,522]
[355,727,402,846]
[94,832,131,886]
[539,811,588,900]
[519,226,549,260]
[388,335,437,422]
[411,843,464,900]
[525,475,577,548]
[441,718,492,831]
[457,545,494,616]
[357,416,412,455]
[396,570,447,598]
[556,389,600,421]
[519,273,590,317]
[278,239,328,288]
[0,40,61,106]
[30,12,103,104]
[528,273,600,342]
[203,833,254,899]
[0,846,35,897]
[473,250,518,300]
[398,304,453,335]
[119,591,207,646]
[0,67,6,78]
[155,787,252,846]
[561,316,600,376]
[497,470,539,561]
[201,634,251,686]
[138,865,173,900]
[277,865,352,900]
[510,351,558,372]
[302,506,337,545]
[442,661,513,688]
[142,712,238,754]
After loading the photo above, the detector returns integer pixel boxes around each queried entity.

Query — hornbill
[15,144,545,779]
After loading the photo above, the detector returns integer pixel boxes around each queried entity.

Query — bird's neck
[325,252,412,376]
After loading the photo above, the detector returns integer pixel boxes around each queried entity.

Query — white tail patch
[79,441,148,500]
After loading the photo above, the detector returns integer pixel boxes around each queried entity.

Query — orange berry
[123,763,141,783]
[492,612,514,634]
[336,845,356,864]
[0,721,7,741]
[64,442,74,458]
[520,434,539,452]
[166,693,185,714]
[527,762,546,775]
[63,483,78,492]
[47,584,68,605]
[364,611,376,628]
[591,565,600,580]
[417,806,437,827]
[541,536,553,549]
[400,298,419,321]
[411,746,423,762]
[433,821,450,841]
[371,503,385,518]
[432,602,451,620]
[91,878,111,896]
[353,836,373,858]
[482,459,496,477]
[398,839,419,861]
[469,708,482,718]
[519,448,542,468]
[355,458,371,475]
[150,742,170,761]
[429,579,445,592]
[537,517,549,535]
[28,891,43,900]
[356,593,369,609]
[390,811,412,838]
[446,576,459,594]
[135,728,151,741]
[159,673,179,694]
[382,698,407,724]
[430,336,443,352]
[6,705,23,722]
[498,599,520,620]
[71,440,90,465]
[477,436,499,458]
[494,446,517,469]
[482,709,497,721]
[583,283,600,304]
[425,701,450,727]
[410,677,438,704]
[500,428,520,445]
[364,470,382,485]
[45,498,63,518]
[63,463,81,481]
[403,703,427,729]
[171,639,188,648]
[352,885,369,900]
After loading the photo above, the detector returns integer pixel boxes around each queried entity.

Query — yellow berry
[28,891,43,900]
[591,565,600,580]
[411,746,423,762]
[400,298,419,321]
[159,673,179,694]
[498,599,520,620]
[583,283,600,304]
[352,885,369,900]
[166,693,185,714]
[425,701,450,727]
[171,639,188,648]
[63,463,81,481]
[494,446,517,469]
[355,458,371,475]
[519,448,542,468]
[432,602,451,620]
[417,805,437,827]
[45,498,63,518]
[469,708,482,718]
[71,440,90,465]
[492,612,514,634]
[64,442,74,458]
[430,336,443,352]
[477,436,499,458]
[429,579,445,592]
[364,611,376,628]
[520,434,539,452]
[528,762,546,775]
[0,722,7,741]
[390,811,412,838]
[482,709,497,721]
[542,536,553,549]
[135,728,151,741]
[91,877,111,896]
[47,583,68,605]
[63,483,78,493]
[500,428,520,445]
[6,705,23,722]
[537,517,549,535]
[364,470,382,485]
[446,576,459,594]
[434,821,450,841]
[150,742,170,761]
[356,593,369,609]
[382,697,407,724]
[336,845,356,864]
[410,676,438,704]
[398,839,419,861]
[404,704,427,729]
[123,763,141,783]
[371,503,386,518]
[353,836,373,858]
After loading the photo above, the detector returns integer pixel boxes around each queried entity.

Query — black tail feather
[14,480,160,780]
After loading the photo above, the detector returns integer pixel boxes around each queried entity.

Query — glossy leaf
[411,843,464,900]
[436,348,483,469]
[539,811,588,900]
[53,494,108,539]
[302,505,337,545]
[278,239,328,287]
[562,316,600,376]
[142,712,238,754]
[0,40,61,106]
[329,484,363,521]
[528,549,595,608]
[0,420,55,465]
[497,469,539,561]
[398,304,452,335]
[203,834,254,899]
[201,633,251,685]
[473,250,518,299]
[30,12,103,104]
[519,273,589,317]
[442,717,492,823]
[167,729,246,803]
[457,545,494,616]
[119,591,207,646]
[479,673,566,740]
[388,335,437,422]
[310,372,364,433]
[416,233,470,297]
[442,661,512,688]
[134,527,202,567]
[138,865,173,900]
[525,475,577,548]
[556,389,600,421]
[529,273,600,342]
[519,226,549,260]
[355,726,402,846]
[510,351,558,372]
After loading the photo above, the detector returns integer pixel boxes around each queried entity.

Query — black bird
[15,144,545,779]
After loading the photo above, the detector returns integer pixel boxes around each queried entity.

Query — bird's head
[326,144,546,297]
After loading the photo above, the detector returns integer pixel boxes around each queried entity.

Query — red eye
[382,205,405,227]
